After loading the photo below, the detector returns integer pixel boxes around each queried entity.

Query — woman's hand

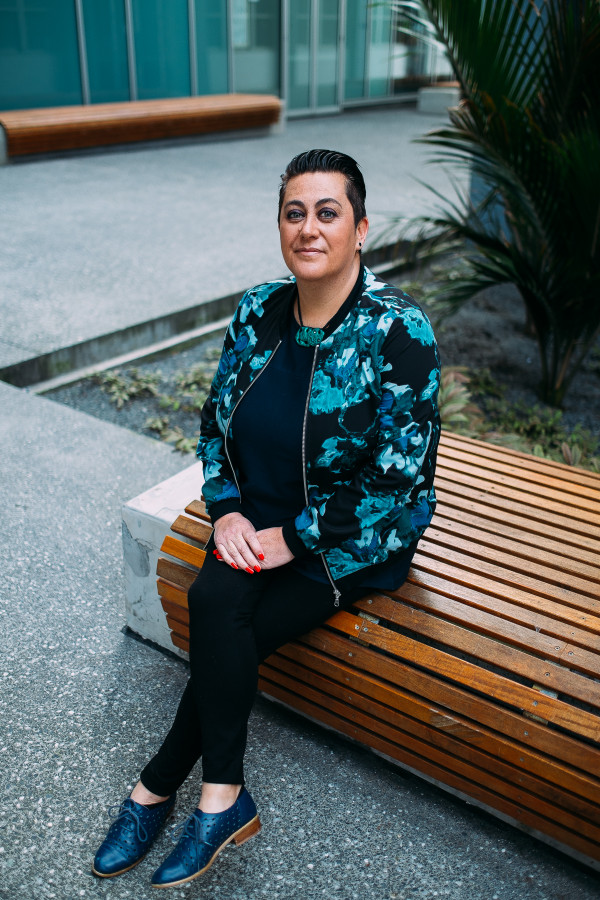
[213,513,265,573]
[255,527,294,570]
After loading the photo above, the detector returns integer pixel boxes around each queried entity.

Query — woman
[92,149,440,888]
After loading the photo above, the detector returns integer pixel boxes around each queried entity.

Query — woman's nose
[300,212,319,236]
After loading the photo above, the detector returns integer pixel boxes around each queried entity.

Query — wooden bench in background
[0,93,282,162]
[155,431,600,871]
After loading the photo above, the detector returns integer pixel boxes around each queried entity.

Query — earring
[358,242,362,248]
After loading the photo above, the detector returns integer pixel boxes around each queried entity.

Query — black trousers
[140,538,369,793]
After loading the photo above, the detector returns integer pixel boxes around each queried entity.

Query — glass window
[131,0,191,100]
[0,0,82,109]
[82,0,129,103]
[232,0,280,95]
[316,0,339,108]
[344,0,367,101]
[368,2,391,98]
[194,0,228,94]
[287,0,310,110]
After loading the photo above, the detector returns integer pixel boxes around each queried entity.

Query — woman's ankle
[130,780,170,806]
[198,783,241,814]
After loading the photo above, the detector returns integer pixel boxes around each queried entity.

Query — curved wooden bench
[0,94,282,161]
[156,431,600,871]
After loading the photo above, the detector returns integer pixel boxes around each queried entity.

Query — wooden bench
[0,94,282,162]
[155,431,600,871]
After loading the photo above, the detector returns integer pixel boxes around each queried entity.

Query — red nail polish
[258,553,265,561]
[216,554,223,560]
[231,563,238,570]
[245,567,253,574]
[254,565,261,572]
[212,549,217,555]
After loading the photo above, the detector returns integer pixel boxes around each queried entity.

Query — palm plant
[390,0,600,406]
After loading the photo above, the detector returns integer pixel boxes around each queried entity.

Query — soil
[46,274,600,455]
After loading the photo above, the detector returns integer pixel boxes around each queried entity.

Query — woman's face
[278,171,368,285]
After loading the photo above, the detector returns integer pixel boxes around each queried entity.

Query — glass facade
[0,0,82,109]
[344,0,367,101]
[0,1,448,114]
[287,0,310,110]
[232,0,280,95]
[131,0,190,100]
[82,0,129,103]
[195,0,228,95]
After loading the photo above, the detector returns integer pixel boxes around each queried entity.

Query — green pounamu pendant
[296,325,325,347]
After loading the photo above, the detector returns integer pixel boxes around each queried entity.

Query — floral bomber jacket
[197,265,441,585]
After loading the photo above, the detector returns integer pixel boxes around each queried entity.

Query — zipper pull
[333,587,341,608]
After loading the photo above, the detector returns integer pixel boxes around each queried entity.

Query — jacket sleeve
[195,306,245,522]
[283,314,440,559]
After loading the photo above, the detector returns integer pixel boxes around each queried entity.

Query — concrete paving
[0,106,457,375]
[1,109,600,899]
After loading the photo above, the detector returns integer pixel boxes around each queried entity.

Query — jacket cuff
[282,520,310,559]
[208,498,244,523]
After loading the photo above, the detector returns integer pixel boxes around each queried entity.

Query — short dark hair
[278,149,367,226]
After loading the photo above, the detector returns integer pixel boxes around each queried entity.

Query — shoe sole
[92,852,148,878]
[151,814,262,888]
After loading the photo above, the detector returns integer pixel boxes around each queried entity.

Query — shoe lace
[107,801,149,844]
[169,813,211,849]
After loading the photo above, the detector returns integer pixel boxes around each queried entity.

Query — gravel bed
[45,278,600,455]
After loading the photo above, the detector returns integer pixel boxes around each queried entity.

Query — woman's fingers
[213,513,264,572]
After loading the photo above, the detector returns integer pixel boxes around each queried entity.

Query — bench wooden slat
[435,480,600,549]
[435,460,600,521]
[157,578,190,611]
[439,442,600,500]
[328,611,600,741]
[258,675,600,862]
[161,597,189,627]
[161,534,206,569]
[422,528,600,598]
[411,554,600,632]
[440,431,600,488]
[388,583,600,678]
[430,514,600,582]
[415,541,599,616]
[432,504,600,567]
[352,594,600,707]
[401,571,600,653]
[170,515,213,546]
[297,629,600,776]
[275,642,600,808]
[157,557,197,591]
[185,499,210,521]
[263,656,600,837]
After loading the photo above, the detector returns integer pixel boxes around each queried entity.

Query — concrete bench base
[417,84,461,114]
[122,461,203,658]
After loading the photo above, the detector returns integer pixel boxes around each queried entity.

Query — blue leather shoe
[92,794,176,878]
[151,788,261,888]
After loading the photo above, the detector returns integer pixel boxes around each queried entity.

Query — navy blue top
[230,304,416,590]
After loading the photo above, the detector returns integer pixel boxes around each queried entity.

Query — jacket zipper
[223,339,283,498]
[302,345,342,608]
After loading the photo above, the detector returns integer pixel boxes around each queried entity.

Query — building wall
[0,0,448,112]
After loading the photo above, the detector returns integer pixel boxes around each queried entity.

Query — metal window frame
[74,0,90,104]
[124,0,138,100]
[188,0,198,94]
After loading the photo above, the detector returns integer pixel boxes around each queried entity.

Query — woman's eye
[319,209,336,220]
[287,209,303,220]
